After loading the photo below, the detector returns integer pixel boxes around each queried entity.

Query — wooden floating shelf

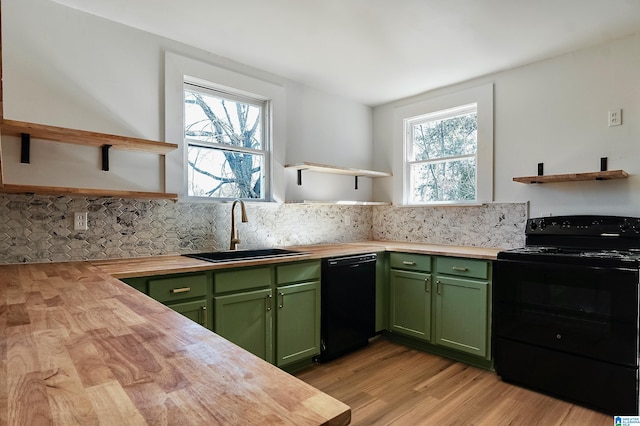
[0,184,178,201]
[513,169,629,184]
[285,162,391,178]
[1,119,178,154]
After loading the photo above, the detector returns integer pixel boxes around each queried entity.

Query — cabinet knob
[171,287,191,294]
[402,261,416,266]
[279,291,285,308]
[452,266,469,272]
[436,280,442,295]
[424,278,431,293]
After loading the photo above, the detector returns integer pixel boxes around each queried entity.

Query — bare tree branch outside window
[184,86,267,199]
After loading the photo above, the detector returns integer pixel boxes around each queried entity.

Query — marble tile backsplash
[0,193,527,264]
[372,203,527,249]
[0,194,372,264]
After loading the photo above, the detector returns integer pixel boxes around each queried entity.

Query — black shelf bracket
[297,169,303,185]
[20,133,30,164]
[101,144,112,171]
[600,157,608,172]
[355,176,359,190]
[537,162,544,176]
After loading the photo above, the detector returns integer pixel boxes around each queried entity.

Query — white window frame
[183,81,271,201]
[393,83,493,206]
[404,103,478,204]
[164,52,286,203]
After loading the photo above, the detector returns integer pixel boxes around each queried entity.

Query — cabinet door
[214,288,274,363]
[276,281,320,367]
[167,299,208,328]
[434,275,488,358]
[389,269,432,341]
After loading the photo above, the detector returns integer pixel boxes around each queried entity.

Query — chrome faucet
[229,199,248,250]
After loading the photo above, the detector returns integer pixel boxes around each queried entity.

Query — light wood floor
[296,337,612,426]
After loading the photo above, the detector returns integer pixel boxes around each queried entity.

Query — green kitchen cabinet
[212,266,274,362]
[167,299,209,328]
[275,280,320,367]
[434,256,491,358]
[434,275,488,357]
[148,273,208,303]
[213,260,321,368]
[123,272,212,329]
[274,261,321,368]
[122,276,148,294]
[214,288,274,363]
[389,253,433,341]
[389,268,432,341]
[387,252,492,366]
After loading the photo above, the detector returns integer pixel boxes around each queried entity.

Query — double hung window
[184,82,270,200]
[405,104,478,204]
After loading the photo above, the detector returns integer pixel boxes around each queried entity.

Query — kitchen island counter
[0,261,350,425]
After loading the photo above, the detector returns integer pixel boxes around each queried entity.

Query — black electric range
[494,215,640,415]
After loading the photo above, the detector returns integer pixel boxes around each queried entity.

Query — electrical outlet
[608,109,622,127]
[74,212,88,231]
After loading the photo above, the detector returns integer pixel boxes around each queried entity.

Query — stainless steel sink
[183,248,306,263]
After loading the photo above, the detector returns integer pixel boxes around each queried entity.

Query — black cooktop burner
[499,215,640,267]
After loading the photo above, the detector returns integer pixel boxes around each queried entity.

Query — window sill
[401,202,485,208]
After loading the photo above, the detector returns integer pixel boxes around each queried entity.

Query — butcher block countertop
[1,241,500,425]
[0,261,350,425]
[93,241,501,279]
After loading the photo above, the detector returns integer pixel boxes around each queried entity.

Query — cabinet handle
[266,293,273,311]
[200,305,206,327]
[436,280,441,295]
[452,266,469,272]
[424,278,431,293]
[171,287,191,294]
[279,291,285,309]
[402,261,416,266]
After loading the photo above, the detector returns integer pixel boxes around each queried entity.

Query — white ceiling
[51,0,640,106]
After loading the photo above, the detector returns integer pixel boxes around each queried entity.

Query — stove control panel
[526,215,640,236]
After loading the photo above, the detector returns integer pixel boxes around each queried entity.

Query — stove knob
[530,222,538,230]
[620,220,630,232]
[538,219,546,230]
[562,220,571,228]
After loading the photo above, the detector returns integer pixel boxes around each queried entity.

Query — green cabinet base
[384,330,493,370]
[167,299,208,328]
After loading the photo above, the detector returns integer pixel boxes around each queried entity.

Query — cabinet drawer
[149,274,208,303]
[276,261,321,285]
[214,267,272,293]
[390,252,431,272]
[436,257,489,279]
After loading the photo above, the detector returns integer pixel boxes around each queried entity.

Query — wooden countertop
[0,262,350,425]
[1,241,501,424]
[93,241,502,278]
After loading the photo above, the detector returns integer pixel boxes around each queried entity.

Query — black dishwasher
[318,253,377,362]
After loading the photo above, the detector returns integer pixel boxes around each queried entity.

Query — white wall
[2,0,373,202]
[374,33,640,218]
